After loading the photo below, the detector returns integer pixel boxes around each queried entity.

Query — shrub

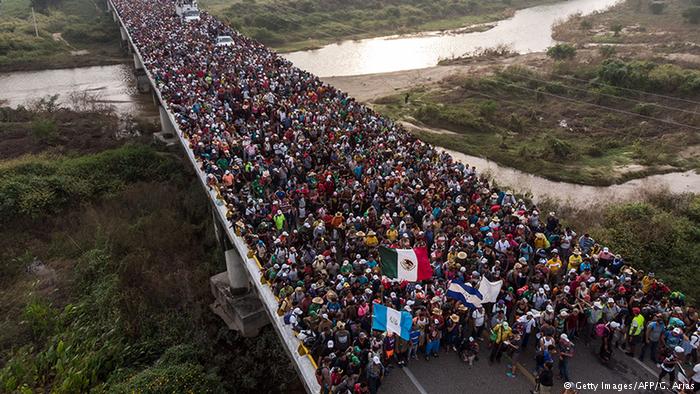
[598,45,616,58]
[30,117,57,141]
[546,43,576,60]
[633,103,655,116]
[683,6,700,24]
[478,100,498,118]
[649,1,666,14]
[610,23,623,36]
[0,145,180,222]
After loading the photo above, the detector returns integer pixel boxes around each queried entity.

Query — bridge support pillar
[112,10,117,22]
[136,73,150,93]
[210,212,268,337]
[209,272,269,337]
[133,53,143,70]
[106,0,110,12]
[153,105,178,145]
[159,106,175,134]
[120,26,127,42]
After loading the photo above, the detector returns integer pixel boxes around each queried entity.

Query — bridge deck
[108,2,321,392]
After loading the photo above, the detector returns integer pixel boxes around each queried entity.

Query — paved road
[379,336,675,394]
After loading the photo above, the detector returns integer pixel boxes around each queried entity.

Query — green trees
[648,1,665,15]
[682,6,700,23]
[592,194,700,301]
[546,43,576,60]
[596,59,700,93]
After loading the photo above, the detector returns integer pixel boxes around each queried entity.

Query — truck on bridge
[175,0,200,22]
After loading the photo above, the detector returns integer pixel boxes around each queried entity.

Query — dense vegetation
[547,191,700,302]
[201,0,554,51]
[0,0,123,70]
[374,59,699,185]
[553,0,699,55]
[0,107,299,393]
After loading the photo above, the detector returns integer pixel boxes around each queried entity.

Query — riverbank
[0,0,127,72]
[326,47,699,186]
[200,0,558,53]
[553,0,700,64]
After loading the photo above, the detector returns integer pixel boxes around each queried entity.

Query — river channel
[0,0,697,204]
[283,0,622,77]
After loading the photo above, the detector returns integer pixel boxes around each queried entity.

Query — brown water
[0,6,696,204]
[283,0,622,77]
[442,148,700,206]
[0,64,155,116]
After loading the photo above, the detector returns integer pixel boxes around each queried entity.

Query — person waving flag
[379,246,432,282]
[447,278,484,309]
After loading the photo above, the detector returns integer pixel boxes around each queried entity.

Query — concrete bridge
[104,2,677,393]
[106,1,321,392]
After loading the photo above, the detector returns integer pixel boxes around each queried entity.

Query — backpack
[283,310,293,325]
[595,323,606,337]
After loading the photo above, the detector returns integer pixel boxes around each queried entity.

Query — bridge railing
[108,2,321,392]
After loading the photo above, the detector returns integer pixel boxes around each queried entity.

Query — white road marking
[632,356,660,378]
[402,367,429,394]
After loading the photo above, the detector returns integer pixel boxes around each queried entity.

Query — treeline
[209,0,547,48]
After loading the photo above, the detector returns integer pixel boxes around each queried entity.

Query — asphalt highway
[379,336,674,394]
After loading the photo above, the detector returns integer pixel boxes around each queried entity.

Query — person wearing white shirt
[472,306,486,340]
[517,312,538,349]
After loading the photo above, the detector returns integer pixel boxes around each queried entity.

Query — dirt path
[322,52,547,102]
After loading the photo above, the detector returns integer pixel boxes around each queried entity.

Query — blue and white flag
[372,303,412,340]
[447,279,484,309]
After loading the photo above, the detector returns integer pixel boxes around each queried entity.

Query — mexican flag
[379,246,432,282]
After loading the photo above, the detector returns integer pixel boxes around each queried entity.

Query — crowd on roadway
[111,0,700,392]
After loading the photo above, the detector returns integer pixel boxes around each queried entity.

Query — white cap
[373,356,381,364]
[560,334,568,341]
[607,298,614,303]
[675,346,685,353]
[610,321,620,329]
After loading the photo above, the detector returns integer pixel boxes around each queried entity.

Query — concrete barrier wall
[109,3,321,392]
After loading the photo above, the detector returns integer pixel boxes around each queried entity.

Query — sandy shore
[322,52,548,102]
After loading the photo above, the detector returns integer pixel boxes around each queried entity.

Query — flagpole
[31,7,39,37]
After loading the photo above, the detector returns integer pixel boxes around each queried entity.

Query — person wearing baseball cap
[626,307,645,356]
[657,346,685,386]
[367,355,385,393]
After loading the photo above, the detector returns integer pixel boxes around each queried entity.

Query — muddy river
[0,0,696,204]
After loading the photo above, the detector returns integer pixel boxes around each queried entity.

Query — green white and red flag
[379,246,432,282]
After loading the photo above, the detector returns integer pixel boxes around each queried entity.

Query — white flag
[477,278,503,303]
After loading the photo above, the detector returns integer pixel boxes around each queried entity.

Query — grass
[538,190,700,303]
[553,0,700,54]
[0,104,300,393]
[0,0,125,71]
[200,0,558,52]
[373,62,700,186]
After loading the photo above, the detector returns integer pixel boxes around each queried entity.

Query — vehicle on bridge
[216,35,234,47]
[175,0,199,22]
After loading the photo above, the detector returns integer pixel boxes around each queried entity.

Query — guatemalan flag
[447,278,484,309]
[372,303,412,340]
[379,246,432,282]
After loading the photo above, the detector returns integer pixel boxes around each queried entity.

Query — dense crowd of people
[111,0,700,392]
